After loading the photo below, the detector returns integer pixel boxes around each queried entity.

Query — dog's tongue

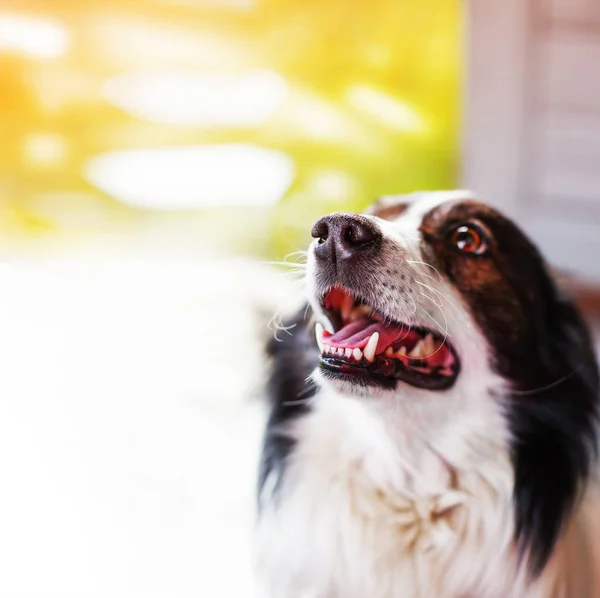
[324,318,411,351]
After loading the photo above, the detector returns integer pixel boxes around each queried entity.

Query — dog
[255,191,600,598]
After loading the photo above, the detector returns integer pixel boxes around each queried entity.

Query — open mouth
[316,287,460,390]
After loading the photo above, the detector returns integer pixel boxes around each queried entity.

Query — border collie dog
[255,191,600,598]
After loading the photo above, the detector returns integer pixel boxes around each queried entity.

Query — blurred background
[0,0,598,596]
[0,0,458,258]
[0,2,459,596]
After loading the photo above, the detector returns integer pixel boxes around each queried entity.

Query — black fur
[421,200,600,576]
[507,286,599,575]
[258,306,318,506]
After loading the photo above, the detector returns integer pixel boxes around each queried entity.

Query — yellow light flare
[84,144,295,210]
[0,13,69,59]
[308,170,357,202]
[22,134,67,166]
[92,19,249,69]
[102,69,287,127]
[0,0,460,254]
[156,0,255,9]
[347,85,426,133]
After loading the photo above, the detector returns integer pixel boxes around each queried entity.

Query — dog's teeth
[353,348,363,361]
[345,348,353,358]
[337,347,345,356]
[423,333,435,355]
[409,340,425,358]
[385,347,394,357]
[363,332,379,363]
[396,346,407,357]
[324,345,332,354]
[315,323,325,352]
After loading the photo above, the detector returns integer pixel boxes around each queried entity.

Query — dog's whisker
[265,261,307,270]
[511,366,584,396]
[418,292,451,357]
[415,280,469,324]
[268,313,297,342]
[416,283,443,309]
[284,249,309,260]
[303,303,312,320]
[407,294,418,317]
[406,259,444,281]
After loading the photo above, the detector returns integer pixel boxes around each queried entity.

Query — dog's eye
[450,224,488,255]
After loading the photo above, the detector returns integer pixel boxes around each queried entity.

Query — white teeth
[363,332,379,363]
[322,343,366,361]
[396,346,407,357]
[385,347,394,357]
[423,333,435,355]
[409,340,425,358]
[315,323,325,352]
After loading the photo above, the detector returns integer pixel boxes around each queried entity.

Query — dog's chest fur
[255,387,540,598]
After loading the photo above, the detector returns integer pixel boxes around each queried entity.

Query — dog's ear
[509,284,599,576]
[258,305,319,505]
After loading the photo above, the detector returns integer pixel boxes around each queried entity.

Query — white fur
[256,191,600,598]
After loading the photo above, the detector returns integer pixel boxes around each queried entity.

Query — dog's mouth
[316,286,460,390]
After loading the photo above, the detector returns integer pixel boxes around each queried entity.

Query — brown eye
[450,225,488,255]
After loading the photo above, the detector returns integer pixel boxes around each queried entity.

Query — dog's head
[305,190,599,573]
[307,191,595,397]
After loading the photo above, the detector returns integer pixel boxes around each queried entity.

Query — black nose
[311,212,381,262]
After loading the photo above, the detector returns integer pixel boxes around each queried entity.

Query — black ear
[509,288,599,576]
[258,305,319,506]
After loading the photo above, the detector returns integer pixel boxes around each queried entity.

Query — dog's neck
[308,371,511,476]
[260,382,521,597]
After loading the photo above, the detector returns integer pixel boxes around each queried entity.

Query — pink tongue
[324,318,410,351]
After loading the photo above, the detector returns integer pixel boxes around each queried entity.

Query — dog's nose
[311,213,381,262]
